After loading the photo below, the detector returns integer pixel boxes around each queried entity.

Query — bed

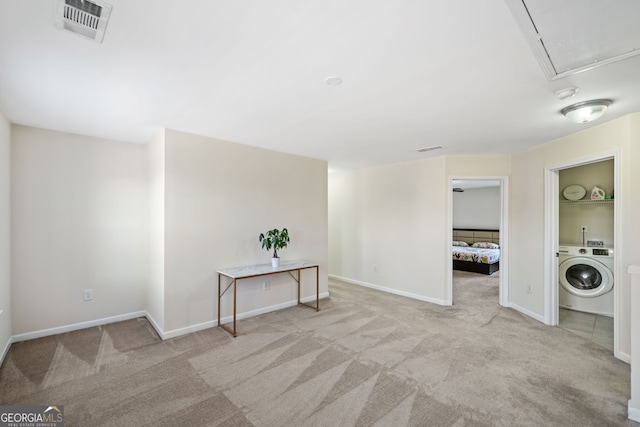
[452,229,500,275]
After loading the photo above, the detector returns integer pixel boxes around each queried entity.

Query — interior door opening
[544,152,629,361]
[556,159,615,354]
[449,178,507,307]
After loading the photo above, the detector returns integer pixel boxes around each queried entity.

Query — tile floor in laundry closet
[559,307,614,352]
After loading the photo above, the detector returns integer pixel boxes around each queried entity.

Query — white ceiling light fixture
[561,99,612,124]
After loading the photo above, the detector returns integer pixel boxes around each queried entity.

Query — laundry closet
[558,159,614,350]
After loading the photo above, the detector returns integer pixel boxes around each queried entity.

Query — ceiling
[1,1,640,172]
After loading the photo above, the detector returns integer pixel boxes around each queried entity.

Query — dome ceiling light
[561,99,612,124]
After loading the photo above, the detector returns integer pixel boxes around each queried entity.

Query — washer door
[559,257,613,297]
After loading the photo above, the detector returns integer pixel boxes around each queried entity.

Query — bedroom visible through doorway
[450,178,504,306]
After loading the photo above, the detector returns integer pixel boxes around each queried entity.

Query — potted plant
[259,227,290,268]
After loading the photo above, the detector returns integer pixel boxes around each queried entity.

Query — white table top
[217,260,318,279]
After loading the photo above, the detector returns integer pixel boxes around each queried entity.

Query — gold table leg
[297,266,320,311]
[218,264,319,337]
[218,275,237,337]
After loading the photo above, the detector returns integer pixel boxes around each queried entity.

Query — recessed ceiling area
[1,1,640,171]
[507,0,640,79]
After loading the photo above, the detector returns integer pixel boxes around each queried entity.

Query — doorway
[448,176,509,307]
[544,152,621,359]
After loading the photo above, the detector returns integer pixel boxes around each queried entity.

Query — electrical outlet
[581,225,588,233]
[262,281,270,291]
[83,289,93,301]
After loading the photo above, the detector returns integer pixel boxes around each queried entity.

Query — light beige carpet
[0,271,633,426]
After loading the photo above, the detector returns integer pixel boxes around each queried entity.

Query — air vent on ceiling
[55,0,112,43]
[416,145,444,153]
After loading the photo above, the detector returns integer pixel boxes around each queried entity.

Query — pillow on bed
[472,242,499,249]
[452,241,469,247]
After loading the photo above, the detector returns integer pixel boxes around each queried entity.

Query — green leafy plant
[259,227,290,258]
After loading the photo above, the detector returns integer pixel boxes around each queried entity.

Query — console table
[217,260,319,337]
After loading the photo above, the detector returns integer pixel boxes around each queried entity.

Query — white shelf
[560,199,613,205]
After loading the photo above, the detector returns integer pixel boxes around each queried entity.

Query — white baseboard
[160,292,330,339]
[229,292,331,322]
[6,293,330,345]
[506,302,546,323]
[628,402,640,422]
[329,274,448,306]
[160,319,217,340]
[142,311,165,340]
[0,309,9,367]
[11,311,147,343]
[0,335,11,368]
[617,351,631,364]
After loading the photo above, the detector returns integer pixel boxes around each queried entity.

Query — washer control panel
[558,245,614,257]
[593,248,611,256]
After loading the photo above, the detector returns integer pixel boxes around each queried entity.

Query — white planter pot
[272,257,280,269]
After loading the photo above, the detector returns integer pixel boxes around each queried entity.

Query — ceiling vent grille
[416,146,444,153]
[56,0,112,43]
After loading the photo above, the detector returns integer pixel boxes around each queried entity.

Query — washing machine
[558,245,614,317]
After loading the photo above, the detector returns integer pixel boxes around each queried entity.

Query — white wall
[630,116,640,269]
[8,125,327,340]
[445,155,511,178]
[630,116,640,414]
[510,114,640,357]
[162,129,328,335]
[328,155,510,303]
[0,109,11,359]
[147,131,165,332]
[452,186,500,229]
[11,126,148,335]
[329,157,449,303]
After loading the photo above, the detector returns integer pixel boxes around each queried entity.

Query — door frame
[543,150,622,360]
[447,175,509,307]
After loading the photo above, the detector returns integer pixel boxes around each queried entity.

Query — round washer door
[559,257,613,297]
